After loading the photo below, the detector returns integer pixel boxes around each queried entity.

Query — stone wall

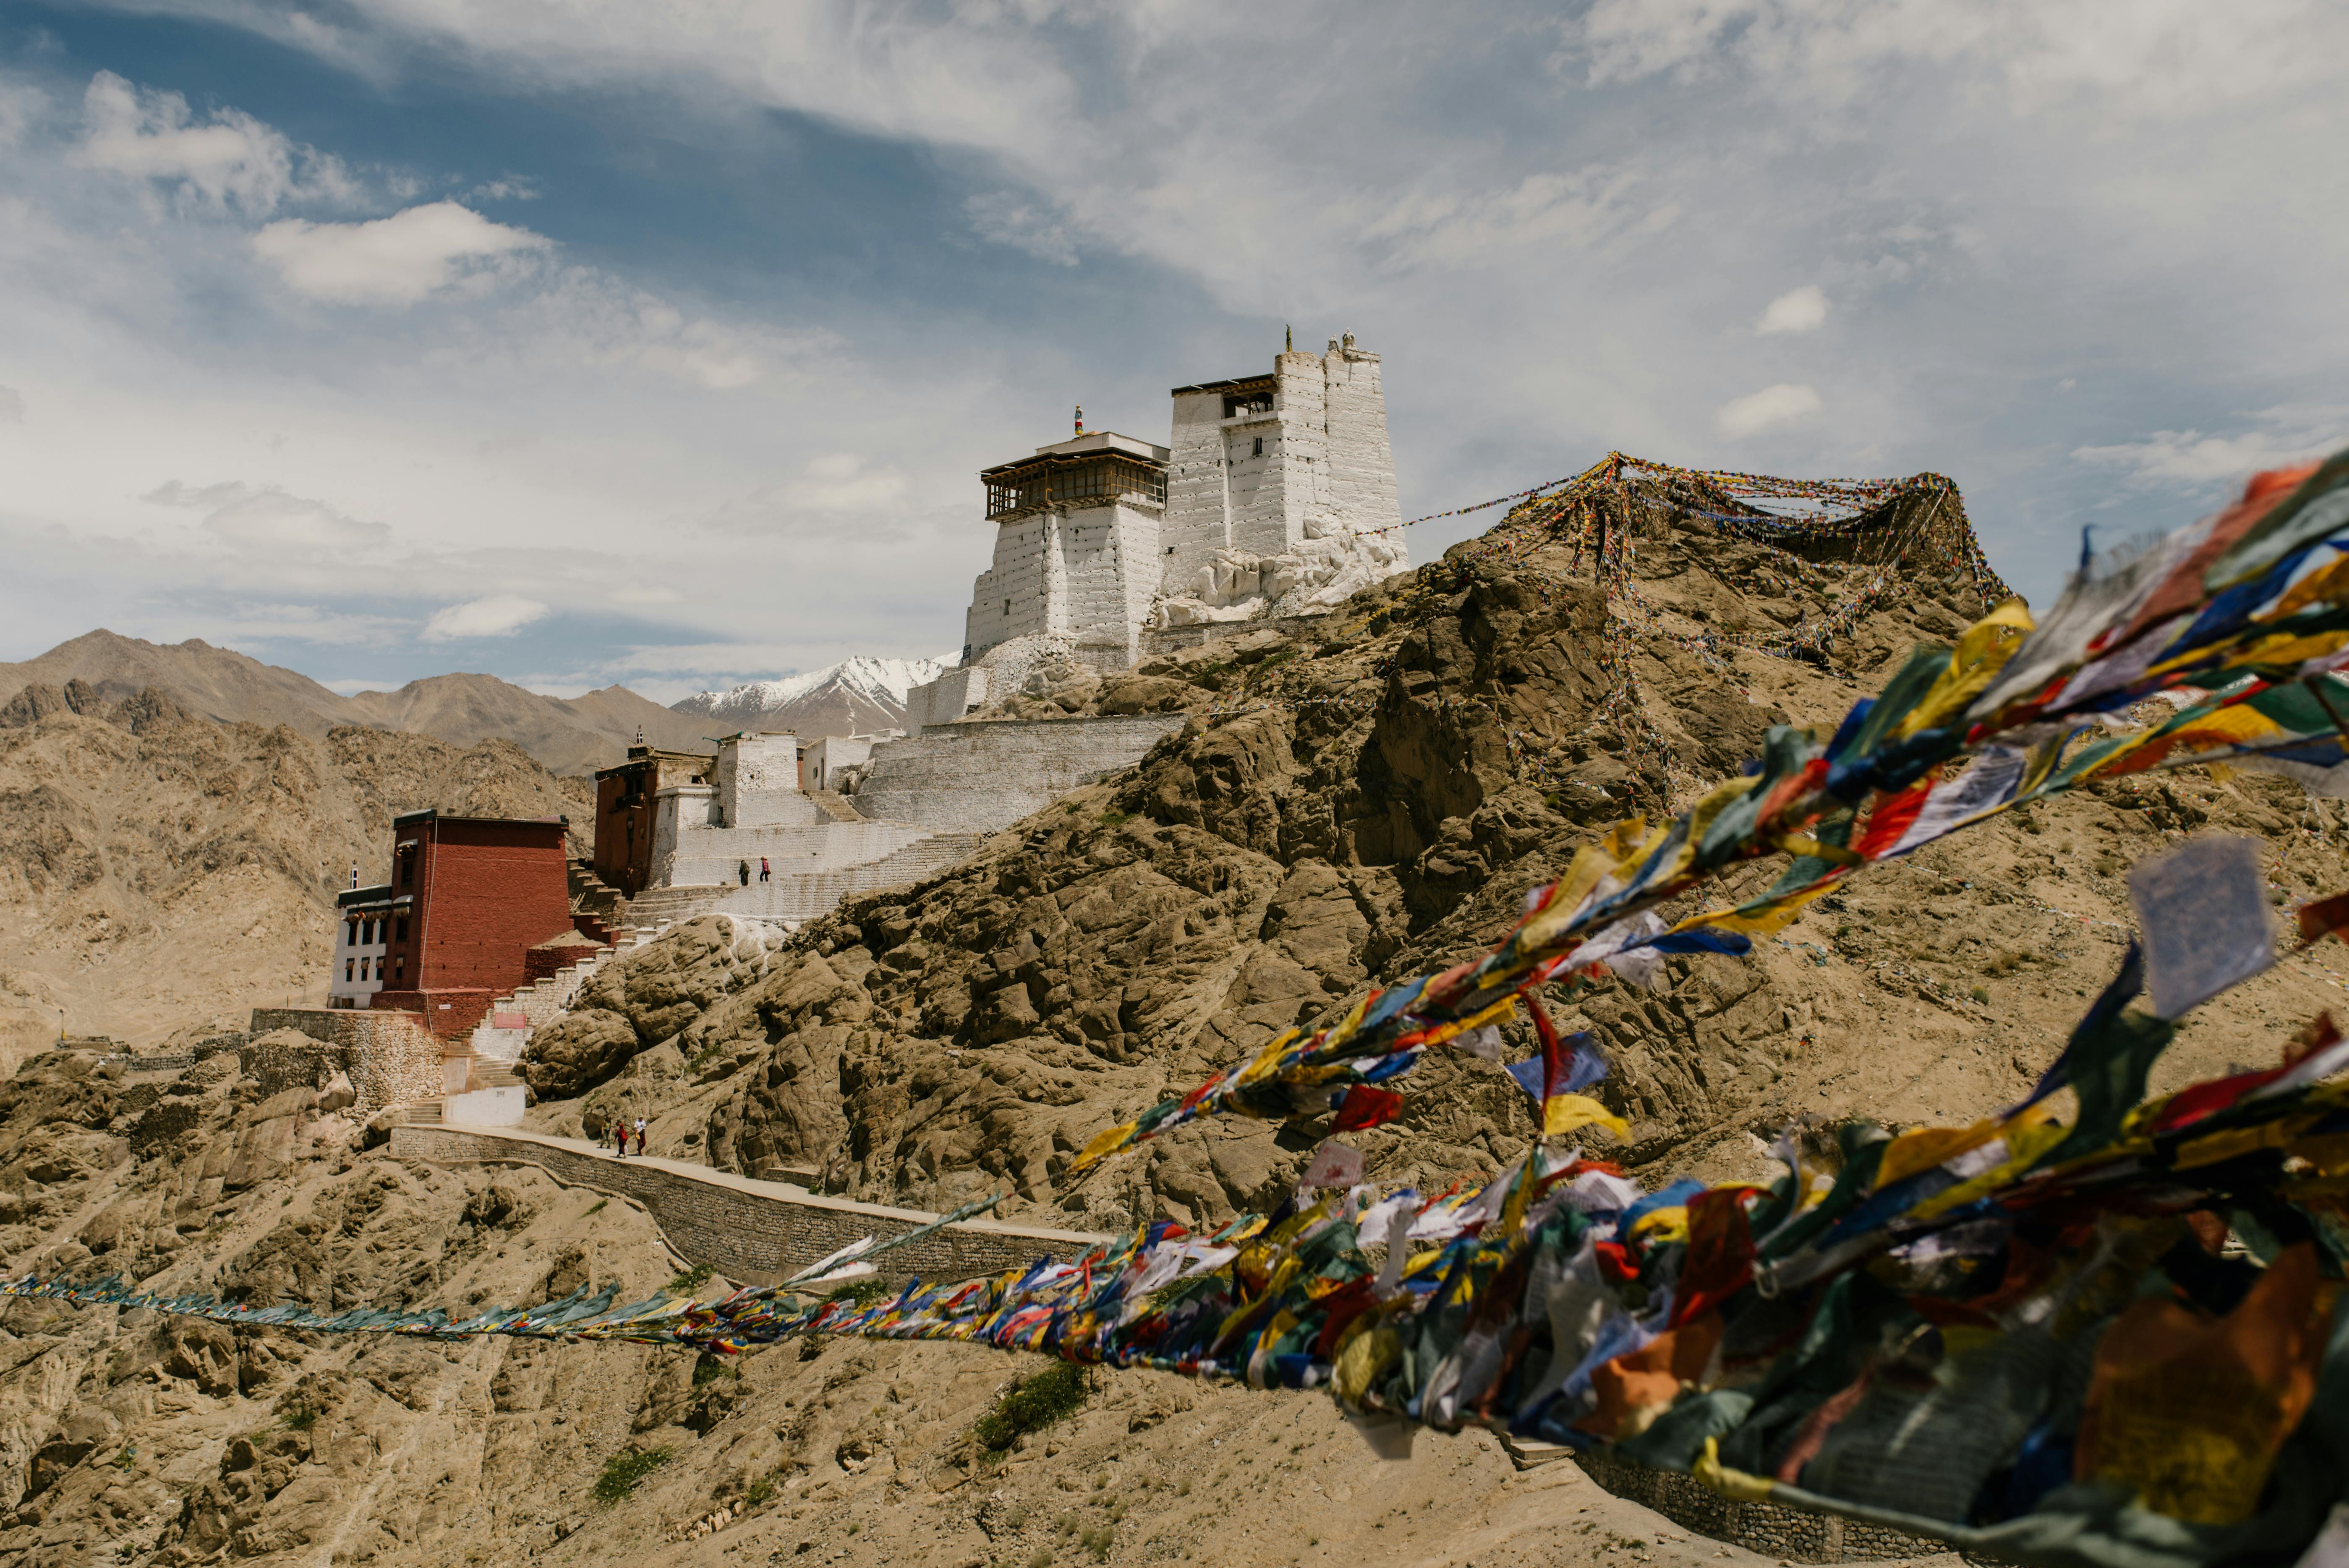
[390,1125,1104,1285]
[1570,1451,1950,1563]
[856,713,1187,834]
[244,1008,444,1114]
[965,500,1163,667]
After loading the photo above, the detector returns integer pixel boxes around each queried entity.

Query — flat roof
[337,884,397,908]
[1024,431,1170,462]
[392,810,570,829]
[1170,373,1275,396]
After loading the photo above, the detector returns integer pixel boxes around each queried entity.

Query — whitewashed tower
[1160,332,1405,600]
[960,429,1169,667]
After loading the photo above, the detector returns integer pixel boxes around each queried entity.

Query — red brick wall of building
[374,814,573,1035]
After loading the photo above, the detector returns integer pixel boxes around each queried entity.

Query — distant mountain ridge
[0,630,707,776]
[671,655,951,737]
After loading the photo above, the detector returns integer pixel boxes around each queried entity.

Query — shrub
[666,1262,714,1295]
[592,1446,673,1506]
[691,1351,737,1387]
[828,1277,891,1307]
[1097,810,1130,828]
[279,1402,317,1431]
[1970,986,1991,1005]
[972,1362,1091,1451]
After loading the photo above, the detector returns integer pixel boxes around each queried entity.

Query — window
[345,959,354,983]
[1252,436,1263,457]
[1003,598,1011,616]
[395,916,410,943]
[392,956,404,978]
[345,918,358,947]
[398,848,414,888]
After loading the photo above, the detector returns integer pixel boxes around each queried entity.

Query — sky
[1,1,2345,704]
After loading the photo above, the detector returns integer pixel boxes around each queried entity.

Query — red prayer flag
[1332,1085,1406,1132]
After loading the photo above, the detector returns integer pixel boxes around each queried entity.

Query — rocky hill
[0,693,592,1045]
[672,656,951,738]
[0,632,707,776]
[520,487,2349,1236]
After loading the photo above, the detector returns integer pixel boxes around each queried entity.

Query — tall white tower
[1160,333,1405,603]
[959,429,1170,668]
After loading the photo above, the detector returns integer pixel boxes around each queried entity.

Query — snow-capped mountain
[669,655,952,738]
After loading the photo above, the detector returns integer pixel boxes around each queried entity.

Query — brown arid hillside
[0,692,591,1045]
[0,1049,1780,1568]
[7,465,2349,1568]
[0,631,707,776]
[341,674,711,776]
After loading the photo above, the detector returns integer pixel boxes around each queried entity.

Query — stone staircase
[808,789,865,823]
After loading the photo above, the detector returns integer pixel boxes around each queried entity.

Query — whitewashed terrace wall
[855,714,1188,834]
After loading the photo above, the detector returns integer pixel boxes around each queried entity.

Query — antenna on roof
[1286,324,1293,351]
[634,724,644,745]
[1074,404,1084,436]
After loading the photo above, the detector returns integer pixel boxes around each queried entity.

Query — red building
[369,810,579,1037]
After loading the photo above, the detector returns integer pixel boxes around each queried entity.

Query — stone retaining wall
[390,1126,1103,1285]
[246,1008,444,1114]
[1571,1450,1950,1563]
[856,713,1187,834]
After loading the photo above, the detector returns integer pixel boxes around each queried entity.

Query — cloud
[74,70,351,214]
[0,385,21,423]
[520,269,798,388]
[2072,408,2347,486]
[1716,382,1823,437]
[1756,285,1828,334]
[144,479,393,554]
[964,192,1078,266]
[251,201,549,304]
[1359,168,1677,269]
[422,593,548,640]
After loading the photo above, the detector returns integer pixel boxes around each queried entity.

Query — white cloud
[965,192,1077,265]
[1716,382,1823,437]
[0,385,21,423]
[1359,168,1677,269]
[74,70,351,214]
[519,269,799,389]
[1756,285,1828,334]
[2072,410,2347,486]
[251,201,548,304]
[422,593,549,640]
[144,479,393,555]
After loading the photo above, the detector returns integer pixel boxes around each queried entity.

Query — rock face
[524,517,2349,1238]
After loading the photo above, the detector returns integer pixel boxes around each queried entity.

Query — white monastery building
[951,332,1409,673]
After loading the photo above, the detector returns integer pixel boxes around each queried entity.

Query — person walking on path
[759,856,771,883]
[611,1120,625,1158]
[634,1117,648,1157]
[737,859,750,886]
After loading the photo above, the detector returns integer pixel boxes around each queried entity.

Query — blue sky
[1,1,2344,703]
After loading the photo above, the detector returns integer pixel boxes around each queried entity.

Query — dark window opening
[1252,436,1263,457]
[395,916,410,943]
[397,847,414,888]
[1222,387,1274,418]
[345,959,354,982]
